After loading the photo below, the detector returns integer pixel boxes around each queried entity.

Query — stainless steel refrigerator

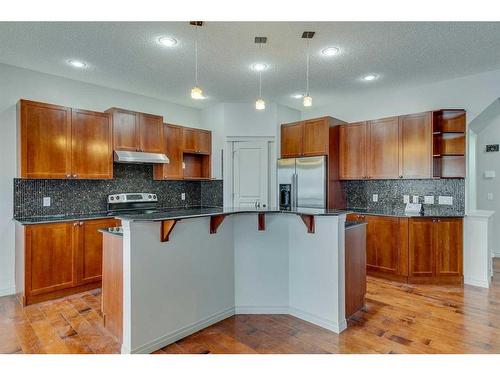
[277,156,327,209]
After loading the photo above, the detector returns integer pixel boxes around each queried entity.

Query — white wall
[0,63,202,296]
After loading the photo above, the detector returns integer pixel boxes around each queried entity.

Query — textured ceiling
[1,22,500,110]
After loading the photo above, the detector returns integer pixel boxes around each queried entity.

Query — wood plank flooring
[2,259,500,354]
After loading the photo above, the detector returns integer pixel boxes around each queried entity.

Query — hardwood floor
[2,259,500,354]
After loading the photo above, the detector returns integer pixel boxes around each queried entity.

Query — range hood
[114,151,169,164]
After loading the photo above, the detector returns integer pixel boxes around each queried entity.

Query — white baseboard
[464,277,490,288]
[0,286,15,297]
[129,307,235,354]
[235,306,289,314]
[289,306,347,334]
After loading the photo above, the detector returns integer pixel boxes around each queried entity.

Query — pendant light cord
[195,25,199,86]
[306,39,310,96]
[259,42,263,98]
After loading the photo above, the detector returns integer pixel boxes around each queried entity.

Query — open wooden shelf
[432,109,465,179]
[183,152,211,179]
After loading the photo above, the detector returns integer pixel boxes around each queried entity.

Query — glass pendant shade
[303,95,312,107]
[191,86,203,100]
[255,98,266,110]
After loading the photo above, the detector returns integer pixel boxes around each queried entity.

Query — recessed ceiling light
[251,63,268,72]
[321,47,340,56]
[291,94,304,99]
[361,74,380,81]
[67,60,87,69]
[158,36,178,47]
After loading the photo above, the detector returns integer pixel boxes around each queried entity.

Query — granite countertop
[116,206,350,222]
[347,207,465,218]
[14,206,350,225]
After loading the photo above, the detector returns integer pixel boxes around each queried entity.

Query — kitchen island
[101,207,348,354]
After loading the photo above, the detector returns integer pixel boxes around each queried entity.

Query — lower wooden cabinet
[16,218,119,305]
[345,223,367,318]
[409,217,463,284]
[346,214,463,284]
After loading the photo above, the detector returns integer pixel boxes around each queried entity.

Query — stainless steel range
[107,192,159,215]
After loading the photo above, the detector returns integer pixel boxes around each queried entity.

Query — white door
[233,141,269,208]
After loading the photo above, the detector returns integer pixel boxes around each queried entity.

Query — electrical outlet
[438,196,453,205]
[43,197,51,207]
[424,196,435,204]
[412,195,419,204]
[372,194,378,202]
[181,193,186,201]
[488,193,494,201]
[403,195,410,204]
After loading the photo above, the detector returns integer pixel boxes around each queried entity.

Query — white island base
[119,212,347,354]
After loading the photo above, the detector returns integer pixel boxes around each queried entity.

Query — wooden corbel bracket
[210,214,227,234]
[300,214,315,233]
[258,213,266,231]
[160,219,179,242]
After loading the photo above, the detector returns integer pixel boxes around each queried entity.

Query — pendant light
[302,31,315,107]
[190,21,204,100]
[254,36,267,111]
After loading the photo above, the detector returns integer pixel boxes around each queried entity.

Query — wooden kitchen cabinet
[107,108,163,153]
[368,117,400,179]
[18,100,72,179]
[409,217,463,284]
[339,122,367,180]
[345,222,367,318]
[183,127,211,154]
[154,124,184,180]
[17,218,119,306]
[71,109,113,179]
[399,112,432,179]
[280,117,335,158]
[19,100,113,179]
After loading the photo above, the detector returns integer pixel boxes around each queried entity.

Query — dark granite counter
[347,207,465,218]
[14,206,350,225]
[116,207,350,222]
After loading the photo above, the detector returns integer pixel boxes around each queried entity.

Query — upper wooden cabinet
[281,118,334,158]
[339,122,367,180]
[183,127,211,154]
[19,100,113,179]
[281,121,303,158]
[339,111,435,180]
[368,117,400,179]
[399,112,432,179]
[154,125,212,180]
[106,108,163,153]
[153,124,184,180]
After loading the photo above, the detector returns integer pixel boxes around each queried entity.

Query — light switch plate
[43,197,51,207]
[372,194,378,202]
[424,196,435,204]
[412,195,419,204]
[403,195,410,204]
[181,193,186,201]
[438,196,453,205]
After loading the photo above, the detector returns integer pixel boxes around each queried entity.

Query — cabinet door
[139,113,163,153]
[154,124,184,179]
[19,100,72,178]
[339,122,367,180]
[25,222,75,296]
[365,215,400,275]
[399,112,432,178]
[281,122,303,158]
[368,117,400,179]
[110,109,139,151]
[71,109,113,179]
[409,218,435,278]
[196,130,211,154]
[435,218,463,277]
[77,218,119,285]
[302,118,329,156]
[183,128,198,153]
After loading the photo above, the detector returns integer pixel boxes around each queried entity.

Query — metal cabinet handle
[79,221,84,226]
[73,222,78,227]
[66,174,71,178]
[72,174,77,178]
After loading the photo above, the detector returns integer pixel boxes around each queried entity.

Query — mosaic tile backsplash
[13,163,223,219]
[345,179,465,215]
